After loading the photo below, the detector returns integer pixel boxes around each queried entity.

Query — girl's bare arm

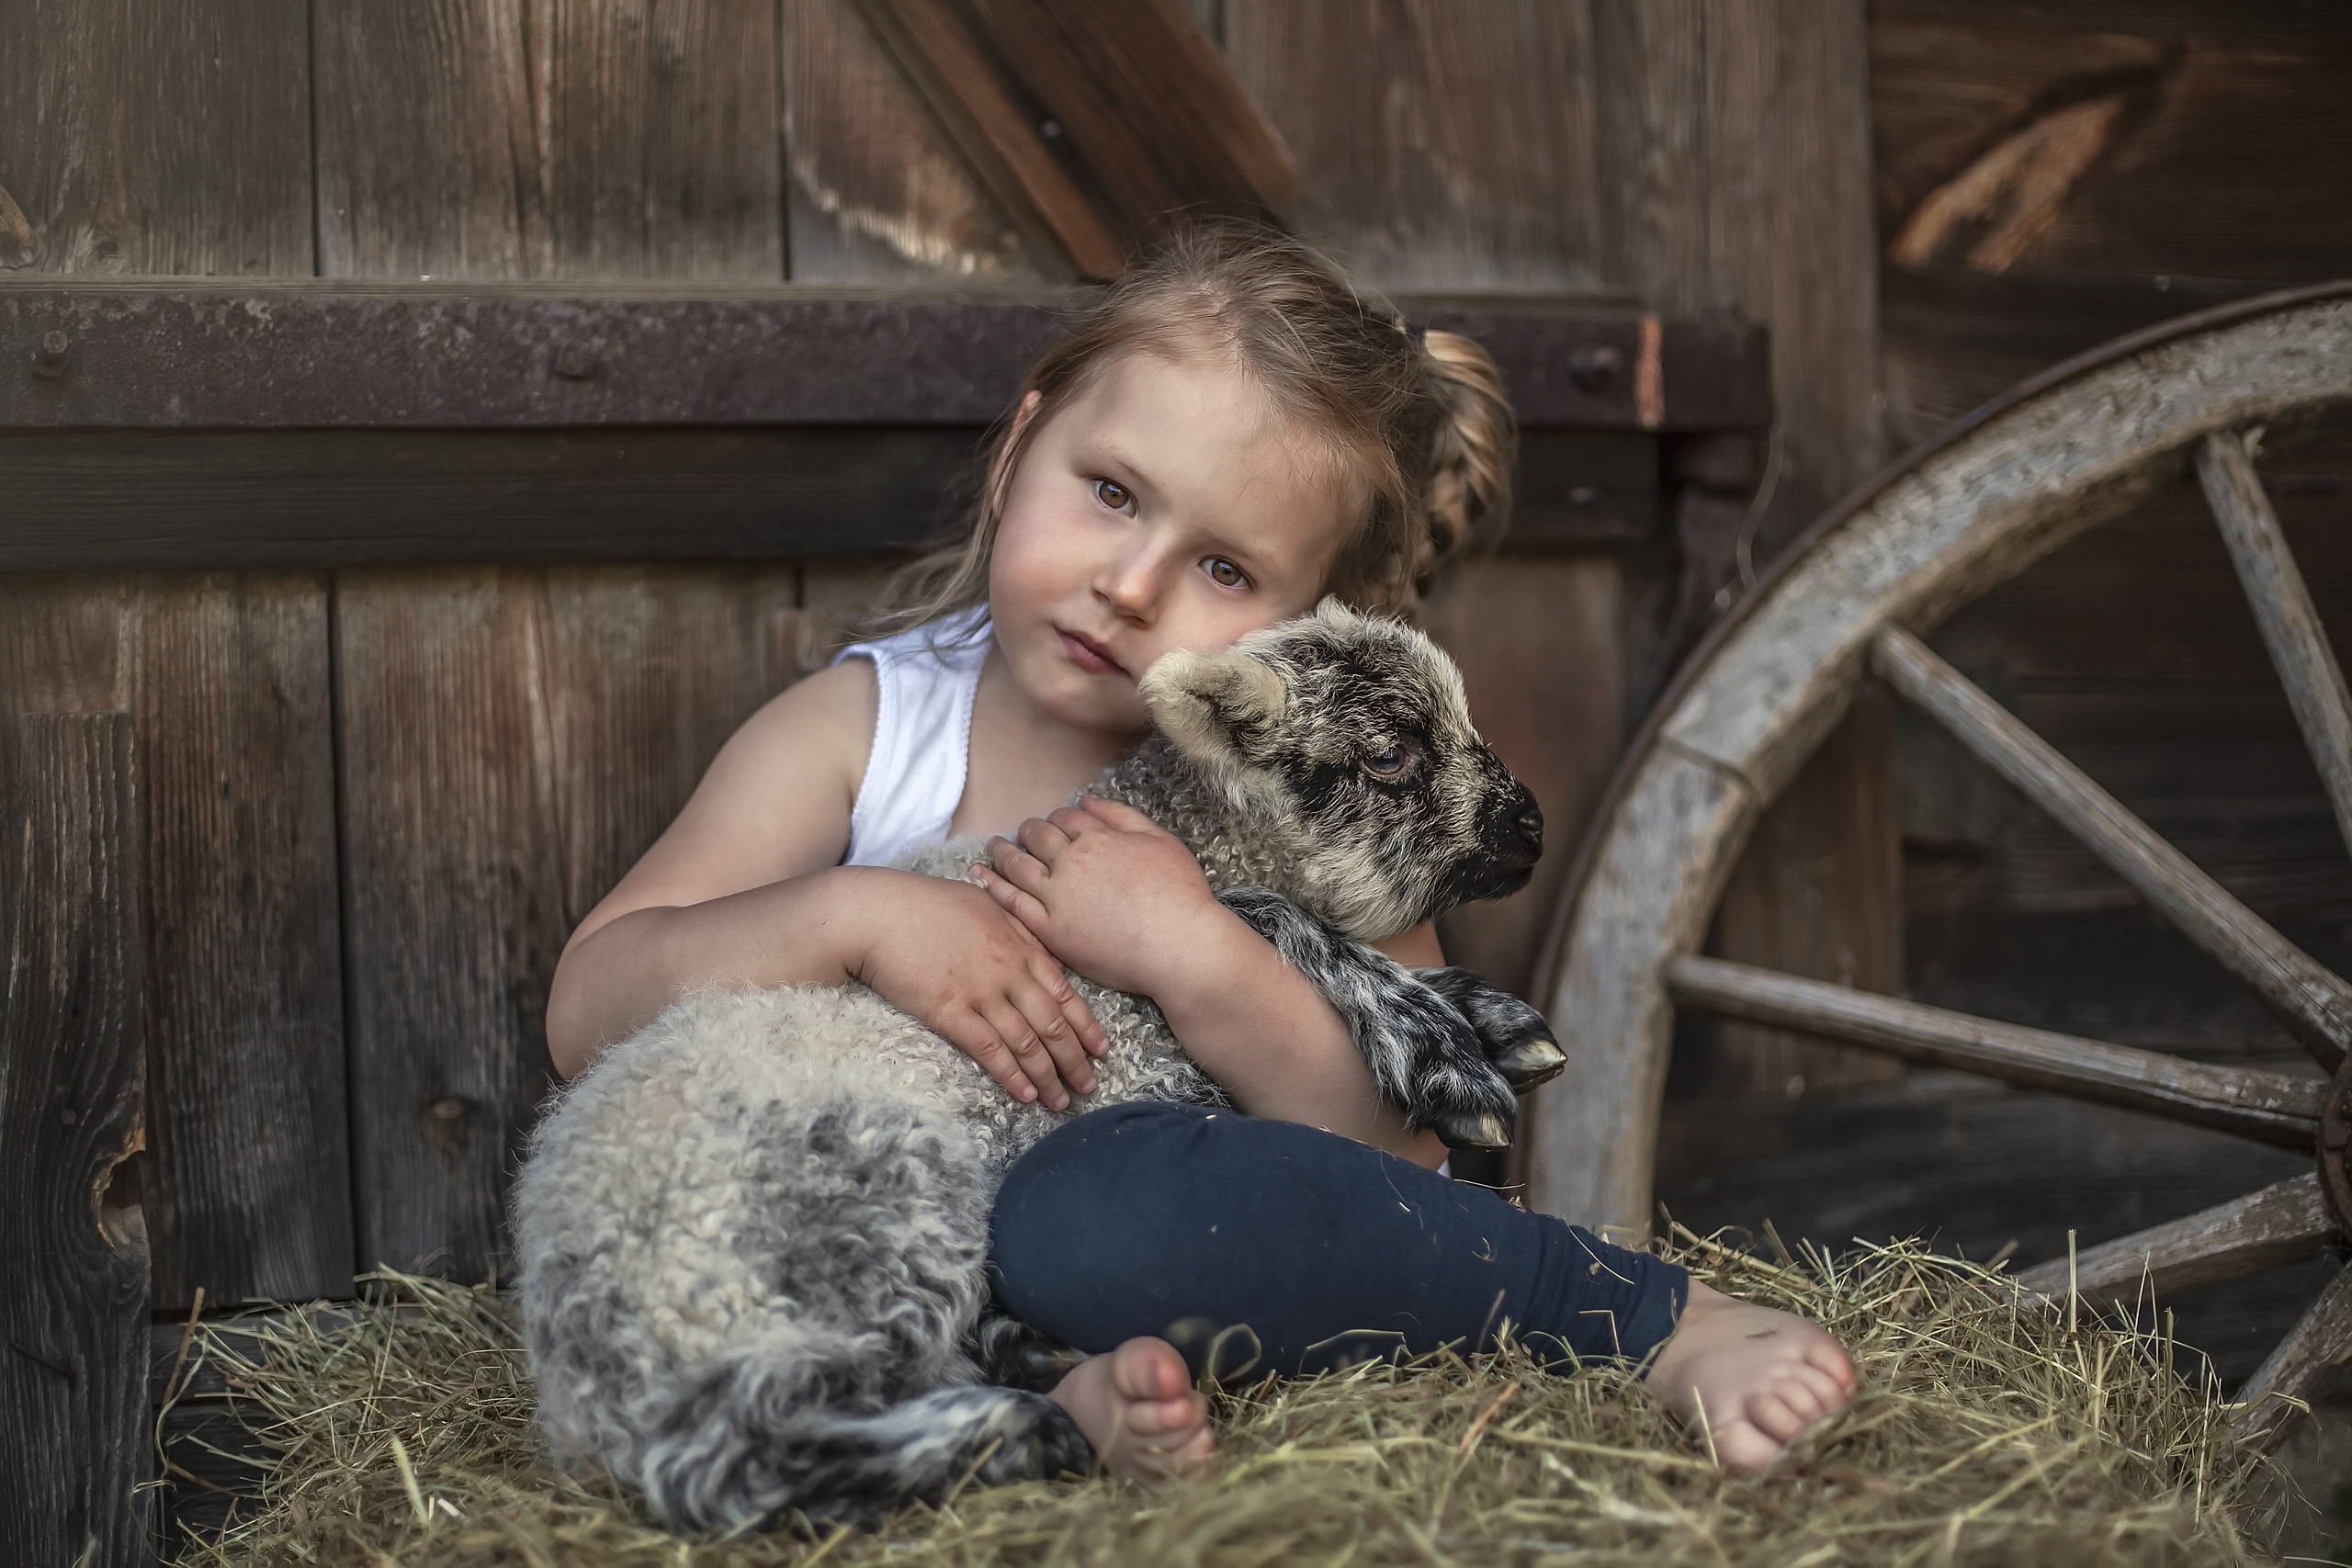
[546,662,1100,1095]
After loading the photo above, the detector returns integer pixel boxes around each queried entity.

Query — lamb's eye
[1204,557,1248,589]
[1093,478,1135,513]
[1364,744,1410,778]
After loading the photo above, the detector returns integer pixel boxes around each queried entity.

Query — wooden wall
[0,3,1883,1343]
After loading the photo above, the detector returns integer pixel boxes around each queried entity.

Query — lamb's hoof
[1493,1036,1567,1091]
[1432,1110,1512,1152]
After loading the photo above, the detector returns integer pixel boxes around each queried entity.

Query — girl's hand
[975,797,1229,998]
[849,871,1107,1110]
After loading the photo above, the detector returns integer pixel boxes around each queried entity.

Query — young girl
[545,222,1855,1483]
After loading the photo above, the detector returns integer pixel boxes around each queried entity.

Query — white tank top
[833,608,991,867]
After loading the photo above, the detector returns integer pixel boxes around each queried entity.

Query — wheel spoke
[1873,626,2352,1071]
[2199,430,2352,862]
[1666,954,2324,1148]
[2233,1262,2352,1450]
[2015,1172,2334,1301]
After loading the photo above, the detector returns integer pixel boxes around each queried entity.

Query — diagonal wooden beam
[1873,626,2352,1071]
[854,0,1295,277]
[968,0,1295,226]
[1666,954,2325,1149]
[2198,430,2352,863]
[850,0,1125,277]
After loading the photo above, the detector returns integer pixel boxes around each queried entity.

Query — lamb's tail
[637,1366,1094,1532]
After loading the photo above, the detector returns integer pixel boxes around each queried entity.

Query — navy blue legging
[987,1101,1688,1381]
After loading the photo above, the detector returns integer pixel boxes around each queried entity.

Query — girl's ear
[1140,649,1287,767]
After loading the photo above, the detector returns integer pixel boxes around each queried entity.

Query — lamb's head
[1139,599,1543,941]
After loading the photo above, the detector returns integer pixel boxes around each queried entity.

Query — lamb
[512,601,1568,1533]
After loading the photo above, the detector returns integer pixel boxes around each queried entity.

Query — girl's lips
[1058,629,1127,676]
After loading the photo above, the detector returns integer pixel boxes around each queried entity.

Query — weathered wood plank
[2198,431,2352,863]
[1874,625,2352,1072]
[1591,0,1879,546]
[2236,1262,2352,1450]
[781,0,1042,283]
[1704,693,1905,1095]
[2015,1172,2333,1303]
[0,712,153,1567]
[1224,0,1600,291]
[0,0,311,275]
[0,578,351,1311]
[313,0,781,280]
[1873,7,2352,286]
[337,567,799,1281]
[1878,266,2279,456]
[1423,554,1622,1001]
[1669,954,2324,1150]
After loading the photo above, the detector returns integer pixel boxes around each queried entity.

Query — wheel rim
[1529,282,2352,1444]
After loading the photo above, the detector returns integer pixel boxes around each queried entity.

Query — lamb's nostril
[1516,802,1544,848]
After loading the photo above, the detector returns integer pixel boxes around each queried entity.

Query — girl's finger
[1028,953,1107,1056]
[1010,981,1096,1097]
[938,1014,1038,1105]
[978,999,1070,1110]
[1045,805,1095,837]
[971,865,1052,930]
[985,838,1051,894]
[1016,816,1075,860]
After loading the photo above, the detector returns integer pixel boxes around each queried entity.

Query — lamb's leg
[970,1301,1089,1392]
[1414,966,1568,1091]
[1216,886,1518,1151]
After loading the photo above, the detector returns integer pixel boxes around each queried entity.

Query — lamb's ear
[1140,648,1287,768]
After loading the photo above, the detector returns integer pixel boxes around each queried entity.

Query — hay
[170,1233,2292,1567]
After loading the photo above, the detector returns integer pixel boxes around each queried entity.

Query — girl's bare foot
[1049,1336,1217,1482]
[1645,1280,1858,1471]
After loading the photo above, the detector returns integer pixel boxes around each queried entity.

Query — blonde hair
[867,220,1515,637]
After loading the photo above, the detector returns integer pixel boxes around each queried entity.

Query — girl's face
[988,347,1355,736]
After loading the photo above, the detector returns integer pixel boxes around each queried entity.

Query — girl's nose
[1094,545,1164,622]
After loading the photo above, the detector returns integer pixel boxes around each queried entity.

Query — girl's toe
[1788,1360,1851,1414]
[1744,1390,1811,1442]
[1805,1338,1860,1389]
[1711,1418,1784,1472]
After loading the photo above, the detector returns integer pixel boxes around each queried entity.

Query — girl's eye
[1093,479,1135,513]
[1204,558,1249,589]
[1364,744,1410,777]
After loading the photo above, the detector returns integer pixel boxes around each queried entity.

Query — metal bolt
[553,343,600,381]
[29,328,70,379]
[1567,344,1622,392]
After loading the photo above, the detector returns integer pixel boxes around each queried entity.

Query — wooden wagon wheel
[1530,282,2352,1448]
